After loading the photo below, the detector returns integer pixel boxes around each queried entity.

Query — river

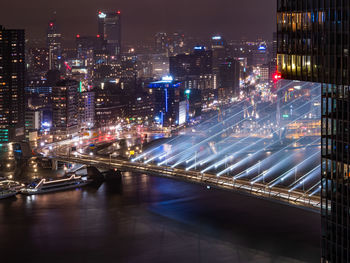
[0,171,320,263]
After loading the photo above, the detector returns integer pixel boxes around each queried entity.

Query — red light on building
[117,10,121,14]
[49,23,54,27]
[96,34,100,38]
[76,34,80,38]
[273,72,282,82]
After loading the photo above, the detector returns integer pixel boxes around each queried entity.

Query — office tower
[47,20,62,70]
[76,35,103,67]
[98,10,122,58]
[211,35,227,74]
[169,46,212,79]
[277,1,349,262]
[27,47,49,75]
[52,80,79,136]
[148,76,185,127]
[218,58,241,99]
[155,32,168,54]
[167,32,185,56]
[94,82,130,127]
[78,91,95,129]
[0,25,26,142]
[253,42,268,66]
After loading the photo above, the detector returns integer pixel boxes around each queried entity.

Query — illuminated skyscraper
[149,76,185,127]
[0,25,26,142]
[211,35,227,74]
[98,10,122,58]
[76,35,102,67]
[253,42,268,66]
[47,20,62,70]
[277,1,350,262]
[218,58,241,98]
[169,46,212,79]
[52,80,79,136]
[155,32,168,54]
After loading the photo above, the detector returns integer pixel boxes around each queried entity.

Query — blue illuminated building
[149,76,187,127]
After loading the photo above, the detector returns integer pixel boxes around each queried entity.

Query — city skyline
[1,0,276,43]
[0,1,332,263]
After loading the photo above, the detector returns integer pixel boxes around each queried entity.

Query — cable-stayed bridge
[130,80,321,210]
[48,80,322,212]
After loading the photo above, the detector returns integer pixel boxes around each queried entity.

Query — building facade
[47,20,62,71]
[169,47,212,79]
[149,77,185,127]
[98,11,122,58]
[0,25,26,142]
[52,80,79,136]
[79,91,95,129]
[277,1,350,262]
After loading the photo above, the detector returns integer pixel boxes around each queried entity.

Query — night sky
[1,0,276,43]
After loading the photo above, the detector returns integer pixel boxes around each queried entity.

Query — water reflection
[0,172,320,263]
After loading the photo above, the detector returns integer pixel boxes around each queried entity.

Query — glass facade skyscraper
[98,10,122,58]
[47,20,62,71]
[277,1,350,262]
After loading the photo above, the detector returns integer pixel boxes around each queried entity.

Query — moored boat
[0,189,17,200]
[20,174,91,195]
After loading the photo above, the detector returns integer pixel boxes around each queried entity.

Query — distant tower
[98,10,122,58]
[47,19,62,70]
[155,32,168,54]
[211,35,227,74]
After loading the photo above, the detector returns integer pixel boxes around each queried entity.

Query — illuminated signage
[98,12,106,19]
[161,76,173,82]
[212,36,222,40]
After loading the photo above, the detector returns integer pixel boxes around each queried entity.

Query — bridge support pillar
[52,159,58,171]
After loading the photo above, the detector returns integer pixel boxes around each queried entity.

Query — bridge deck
[53,155,321,213]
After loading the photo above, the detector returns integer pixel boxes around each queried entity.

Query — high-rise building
[47,20,62,71]
[27,47,49,75]
[0,25,26,142]
[167,32,185,56]
[169,46,212,79]
[155,32,168,54]
[52,80,79,136]
[277,2,349,262]
[148,76,185,127]
[211,35,227,74]
[218,58,241,99]
[253,42,268,66]
[76,35,102,67]
[78,91,95,129]
[98,10,122,58]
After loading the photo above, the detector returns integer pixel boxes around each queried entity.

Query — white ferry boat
[21,174,91,195]
[0,189,17,200]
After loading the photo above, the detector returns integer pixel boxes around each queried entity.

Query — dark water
[0,172,320,263]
